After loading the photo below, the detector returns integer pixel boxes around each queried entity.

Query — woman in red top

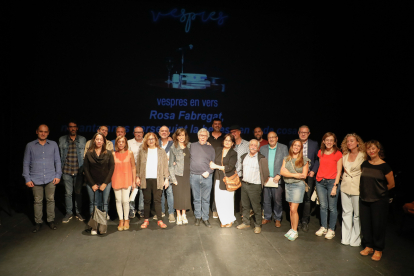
[315,132,343,239]
[112,136,136,231]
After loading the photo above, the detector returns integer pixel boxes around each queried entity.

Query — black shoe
[62,214,73,223]
[49,221,57,230]
[32,223,42,233]
[203,220,212,228]
[195,218,201,226]
[76,213,85,221]
[301,222,309,232]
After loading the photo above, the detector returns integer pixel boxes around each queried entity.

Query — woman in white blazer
[340,133,366,246]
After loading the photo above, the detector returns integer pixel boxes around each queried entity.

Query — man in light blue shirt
[23,124,62,233]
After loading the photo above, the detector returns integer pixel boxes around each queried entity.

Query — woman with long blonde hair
[340,133,366,246]
[280,139,310,241]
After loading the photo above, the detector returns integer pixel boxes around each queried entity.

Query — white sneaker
[153,215,157,220]
[325,229,335,239]
[162,212,165,217]
[91,229,97,235]
[287,230,298,241]
[106,214,110,220]
[315,227,327,236]
[284,229,294,238]
[182,214,188,225]
[177,217,183,226]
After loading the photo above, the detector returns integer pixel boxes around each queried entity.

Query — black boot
[32,223,42,233]
[49,221,57,230]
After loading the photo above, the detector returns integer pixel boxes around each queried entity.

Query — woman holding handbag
[280,139,310,241]
[84,132,115,235]
[209,134,238,227]
[169,128,192,225]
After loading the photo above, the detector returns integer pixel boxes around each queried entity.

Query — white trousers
[114,186,131,220]
[215,180,236,225]
[341,191,361,246]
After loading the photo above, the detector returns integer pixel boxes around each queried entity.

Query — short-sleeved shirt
[259,139,269,148]
[316,150,342,181]
[283,156,311,184]
[360,161,392,202]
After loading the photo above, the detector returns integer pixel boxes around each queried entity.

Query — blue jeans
[190,174,212,221]
[86,182,112,214]
[130,188,144,212]
[161,184,174,214]
[62,174,81,215]
[316,179,340,230]
[263,186,284,221]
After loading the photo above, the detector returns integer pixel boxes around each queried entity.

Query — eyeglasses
[199,135,208,137]
[268,136,277,139]
[299,132,309,134]
[148,138,155,141]
[134,131,143,134]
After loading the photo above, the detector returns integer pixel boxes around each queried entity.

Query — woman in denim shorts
[280,139,310,241]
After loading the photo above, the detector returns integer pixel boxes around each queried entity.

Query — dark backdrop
[4,2,411,207]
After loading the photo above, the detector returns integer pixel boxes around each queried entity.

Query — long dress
[172,147,192,210]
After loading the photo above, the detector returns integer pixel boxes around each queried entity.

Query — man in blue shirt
[23,124,62,233]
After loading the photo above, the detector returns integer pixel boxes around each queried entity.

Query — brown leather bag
[222,151,241,191]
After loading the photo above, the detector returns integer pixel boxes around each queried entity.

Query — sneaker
[162,212,165,217]
[325,229,335,239]
[91,229,97,235]
[153,215,157,220]
[213,211,218,218]
[169,213,175,223]
[182,214,188,225]
[139,210,144,218]
[106,214,110,220]
[76,213,85,221]
[177,217,183,226]
[284,229,294,238]
[129,209,136,219]
[62,214,73,223]
[315,227,327,236]
[287,230,299,241]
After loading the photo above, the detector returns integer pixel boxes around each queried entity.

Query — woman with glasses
[315,132,342,240]
[340,133,366,246]
[210,134,238,227]
[136,132,169,229]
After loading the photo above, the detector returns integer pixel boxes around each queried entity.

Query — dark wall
[6,2,410,197]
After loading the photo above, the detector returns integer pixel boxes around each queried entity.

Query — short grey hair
[298,125,310,132]
[249,139,260,147]
[197,128,210,138]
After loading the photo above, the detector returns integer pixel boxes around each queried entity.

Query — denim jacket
[59,135,87,170]
[168,142,191,184]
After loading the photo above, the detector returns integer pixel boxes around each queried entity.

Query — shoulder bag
[221,151,241,191]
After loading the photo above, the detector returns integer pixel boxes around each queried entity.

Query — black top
[360,160,392,202]
[214,147,237,190]
[84,150,115,187]
[207,134,225,152]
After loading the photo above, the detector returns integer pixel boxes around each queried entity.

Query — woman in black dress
[359,140,395,261]
[169,128,191,225]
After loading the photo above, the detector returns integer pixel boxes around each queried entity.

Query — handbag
[88,190,107,234]
[221,150,241,192]
[289,159,310,192]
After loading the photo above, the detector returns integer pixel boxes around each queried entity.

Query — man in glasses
[290,125,319,232]
[128,126,145,218]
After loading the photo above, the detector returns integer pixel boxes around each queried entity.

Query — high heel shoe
[118,220,124,231]
[123,220,130,230]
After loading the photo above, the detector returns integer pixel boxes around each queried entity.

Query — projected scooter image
[149,44,225,92]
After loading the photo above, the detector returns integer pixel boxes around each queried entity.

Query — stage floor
[0,209,413,276]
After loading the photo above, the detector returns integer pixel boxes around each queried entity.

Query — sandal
[157,220,167,229]
[141,220,149,229]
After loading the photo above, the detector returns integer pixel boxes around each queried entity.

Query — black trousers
[241,181,262,227]
[143,179,162,220]
[301,175,316,223]
[360,197,389,251]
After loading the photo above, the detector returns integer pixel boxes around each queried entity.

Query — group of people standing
[22,120,395,261]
